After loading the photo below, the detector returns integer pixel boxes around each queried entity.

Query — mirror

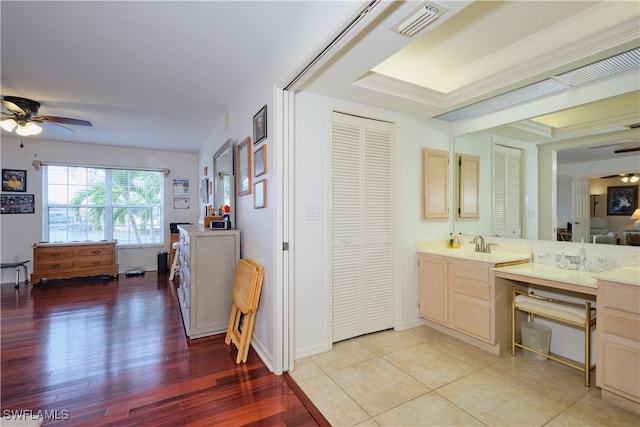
[453,92,640,241]
[213,138,235,228]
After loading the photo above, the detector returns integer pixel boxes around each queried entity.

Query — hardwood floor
[1,273,326,426]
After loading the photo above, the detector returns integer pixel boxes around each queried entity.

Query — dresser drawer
[78,255,114,268]
[35,259,75,272]
[78,246,114,257]
[35,247,74,260]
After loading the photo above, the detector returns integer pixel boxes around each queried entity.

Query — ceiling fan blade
[36,115,92,127]
[614,145,640,154]
[37,120,75,135]
[1,98,27,115]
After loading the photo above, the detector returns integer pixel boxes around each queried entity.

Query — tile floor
[290,326,640,427]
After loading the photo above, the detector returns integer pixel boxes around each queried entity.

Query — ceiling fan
[588,139,640,154]
[0,95,92,136]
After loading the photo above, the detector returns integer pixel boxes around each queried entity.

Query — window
[43,165,163,246]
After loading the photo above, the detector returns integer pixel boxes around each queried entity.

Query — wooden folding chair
[225,258,264,364]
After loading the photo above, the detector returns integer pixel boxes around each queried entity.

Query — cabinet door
[418,255,447,324]
[451,293,491,341]
[456,153,480,218]
[421,148,449,220]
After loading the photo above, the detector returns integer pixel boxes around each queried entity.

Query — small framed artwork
[237,136,252,196]
[254,145,267,177]
[253,105,267,145]
[607,185,638,216]
[1,194,35,214]
[173,197,190,209]
[173,178,189,196]
[2,169,26,192]
[254,179,266,209]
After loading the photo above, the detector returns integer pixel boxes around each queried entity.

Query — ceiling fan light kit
[0,118,17,132]
[0,95,92,137]
[15,121,42,136]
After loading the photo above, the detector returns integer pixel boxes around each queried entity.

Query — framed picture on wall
[254,145,266,177]
[253,105,267,145]
[254,179,266,209]
[1,194,35,214]
[2,169,26,192]
[607,185,638,216]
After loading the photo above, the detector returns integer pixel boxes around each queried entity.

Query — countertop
[177,224,239,236]
[416,238,531,265]
[493,262,640,295]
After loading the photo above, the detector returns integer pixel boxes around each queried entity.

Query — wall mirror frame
[213,138,235,228]
[236,136,252,197]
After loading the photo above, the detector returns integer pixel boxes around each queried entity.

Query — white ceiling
[2,1,639,162]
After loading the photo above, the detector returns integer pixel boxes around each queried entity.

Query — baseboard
[295,342,332,359]
[249,336,276,373]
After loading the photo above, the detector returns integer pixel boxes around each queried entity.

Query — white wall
[293,92,452,358]
[1,136,198,283]
[195,1,363,372]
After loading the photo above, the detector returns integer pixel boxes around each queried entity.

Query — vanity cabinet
[596,279,640,404]
[418,253,522,353]
[177,225,240,339]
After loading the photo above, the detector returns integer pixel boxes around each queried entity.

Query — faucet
[471,235,485,253]
[470,235,498,253]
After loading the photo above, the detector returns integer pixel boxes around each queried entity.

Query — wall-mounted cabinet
[421,148,449,220]
[456,153,480,219]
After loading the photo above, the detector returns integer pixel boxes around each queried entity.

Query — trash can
[157,251,168,274]
[521,321,551,361]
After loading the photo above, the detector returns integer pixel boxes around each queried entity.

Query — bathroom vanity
[417,240,531,354]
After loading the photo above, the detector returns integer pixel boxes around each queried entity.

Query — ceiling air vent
[393,2,448,38]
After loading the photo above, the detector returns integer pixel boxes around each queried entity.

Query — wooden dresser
[31,241,119,283]
[177,225,240,339]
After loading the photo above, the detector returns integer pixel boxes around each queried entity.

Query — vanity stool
[512,287,596,386]
[169,242,180,280]
[1,260,30,288]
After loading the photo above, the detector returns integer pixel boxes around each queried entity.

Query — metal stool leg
[15,266,20,288]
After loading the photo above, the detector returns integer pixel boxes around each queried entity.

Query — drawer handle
[51,263,60,268]
[51,252,61,257]
[92,261,101,266]
[92,250,102,254]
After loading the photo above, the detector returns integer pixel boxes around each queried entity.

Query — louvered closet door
[331,112,393,342]
[493,144,522,238]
